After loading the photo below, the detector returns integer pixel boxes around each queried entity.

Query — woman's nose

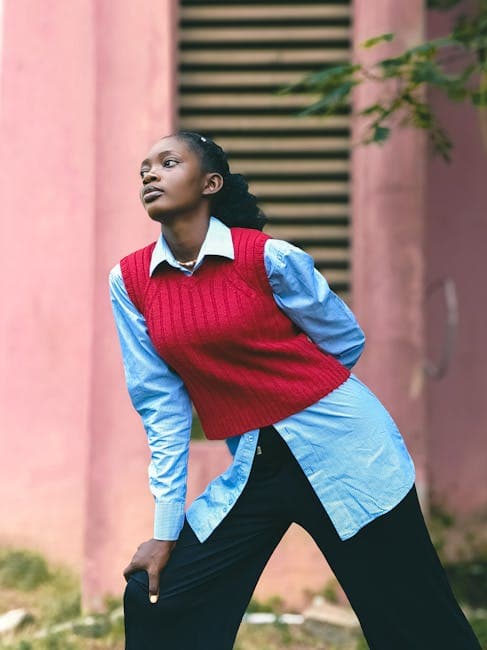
[143,167,160,183]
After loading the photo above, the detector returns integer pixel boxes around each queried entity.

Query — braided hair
[172,131,267,231]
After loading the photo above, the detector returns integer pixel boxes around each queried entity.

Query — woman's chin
[146,207,174,223]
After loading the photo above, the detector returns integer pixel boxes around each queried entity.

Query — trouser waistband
[255,424,292,460]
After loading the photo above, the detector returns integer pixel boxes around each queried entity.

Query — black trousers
[124,425,481,650]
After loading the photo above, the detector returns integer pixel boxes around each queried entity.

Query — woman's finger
[123,561,139,581]
[148,568,160,603]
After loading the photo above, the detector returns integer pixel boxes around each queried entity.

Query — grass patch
[246,595,285,615]
[190,413,206,440]
[0,550,50,591]
[0,547,84,649]
[0,550,81,629]
[470,616,487,649]
[321,578,340,604]
[235,622,324,650]
[0,546,485,649]
[445,560,487,609]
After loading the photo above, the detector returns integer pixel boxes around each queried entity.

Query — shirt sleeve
[108,263,193,540]
[264,239,366,370]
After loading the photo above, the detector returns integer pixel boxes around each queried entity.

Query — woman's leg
[289,472,481,649]
[124,438,292,650]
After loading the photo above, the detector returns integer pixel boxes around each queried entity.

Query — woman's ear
[202,172,224,197]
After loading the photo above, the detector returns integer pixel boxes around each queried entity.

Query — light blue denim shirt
[109,216,415,543]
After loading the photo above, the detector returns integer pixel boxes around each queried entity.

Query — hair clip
[200,136,207,142]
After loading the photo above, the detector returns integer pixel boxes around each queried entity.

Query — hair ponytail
[211,172,266,230]
[172,131,267,231]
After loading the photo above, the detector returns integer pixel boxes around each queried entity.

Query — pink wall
[425,9,487,516]
[0,0,182,604]
[0,0,96,567]
[351,1,487,521]
[81,0,180,610]
[351,1,429,499]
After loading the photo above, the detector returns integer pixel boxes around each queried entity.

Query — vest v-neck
[162,257,235,291]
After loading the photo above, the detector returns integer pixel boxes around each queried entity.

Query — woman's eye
[139,159,178,178]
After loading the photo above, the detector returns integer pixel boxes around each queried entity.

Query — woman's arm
[109,263,192,541]
[264,239,366,370]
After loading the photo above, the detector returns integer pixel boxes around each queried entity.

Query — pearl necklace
[177,258,197,267]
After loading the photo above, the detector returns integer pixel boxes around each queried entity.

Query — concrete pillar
[82,0,179,610]
[0,0,96,569]
[0,0,178,611]
[426,10,487,517]
[351,1,429,502]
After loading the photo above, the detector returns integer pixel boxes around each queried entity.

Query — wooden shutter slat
[181,26,350,43]
[179,115,350,131]
[248,181,349,196]
[207,136,350,153]
[258,202,349,219]
[180,93,328,109]
[181,70,332,87]
[235,160,349,174]
[181,5,351,21]
[180,49,349,65]
[265,225,349,241]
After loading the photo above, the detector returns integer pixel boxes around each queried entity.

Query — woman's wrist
[152,538,177,550]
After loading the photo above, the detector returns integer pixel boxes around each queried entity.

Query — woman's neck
[162,215,210,263]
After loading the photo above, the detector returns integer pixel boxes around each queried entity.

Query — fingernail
[150,595,158,604]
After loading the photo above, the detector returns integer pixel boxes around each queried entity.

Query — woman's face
[139,136,221,224]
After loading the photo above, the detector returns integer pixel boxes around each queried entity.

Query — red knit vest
[120,228,350,439]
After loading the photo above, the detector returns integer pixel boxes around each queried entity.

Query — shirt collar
[149,216,234,277]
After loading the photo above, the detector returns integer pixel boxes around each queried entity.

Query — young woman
[109,131,481,649]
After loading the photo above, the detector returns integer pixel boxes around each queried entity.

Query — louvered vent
[178,0,352,300]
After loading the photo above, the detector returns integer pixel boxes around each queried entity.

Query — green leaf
[411,37,457,52]
[457,63,478,83]
[427,0,462,9]
[277,64,359,95]
[446,85,469,101]
[298,81,356,117]
[361,33,395,49]
[371,125,391,143]
[304,64,360,88]
[381,55,409,77]
[411,101,434,129]
[411,60,447,84]
[359,103,386,116]
[472,90,487,105]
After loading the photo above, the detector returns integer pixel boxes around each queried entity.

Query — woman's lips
[144,190,164,203]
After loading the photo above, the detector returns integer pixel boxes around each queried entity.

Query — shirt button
[249,435,254,441]
[223,506,228,513]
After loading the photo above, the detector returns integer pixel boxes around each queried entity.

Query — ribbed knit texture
[120,228,350,439]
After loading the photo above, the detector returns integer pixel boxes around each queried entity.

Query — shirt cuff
[153,500,186,540]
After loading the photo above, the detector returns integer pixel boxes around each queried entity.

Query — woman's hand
[123,538,177,603]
